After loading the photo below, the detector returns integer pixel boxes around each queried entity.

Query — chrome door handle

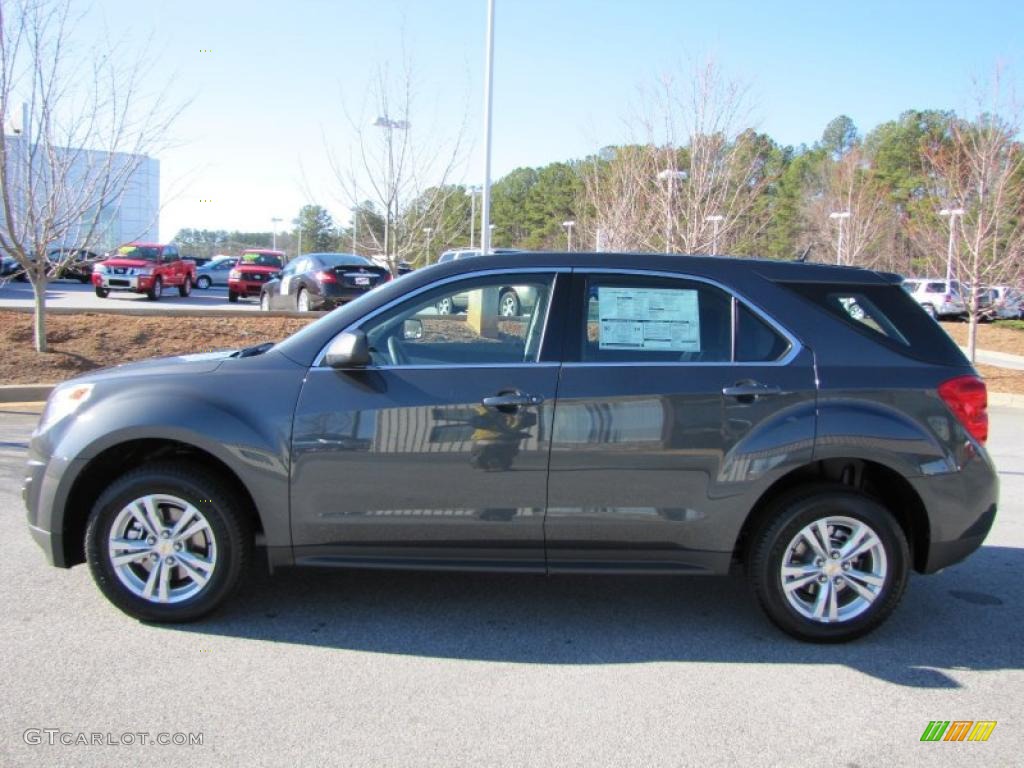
[482,393,544,409]
[722,383,782,400]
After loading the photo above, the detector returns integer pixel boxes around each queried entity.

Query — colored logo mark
[920,720,997,742]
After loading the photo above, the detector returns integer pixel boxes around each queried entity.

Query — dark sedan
[260,252,391,311]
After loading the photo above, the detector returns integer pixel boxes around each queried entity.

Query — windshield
[116,245,160,260]
[240,253,283,268]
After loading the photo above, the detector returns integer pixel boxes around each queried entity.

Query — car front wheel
[85,462,252,622]
[748,486,909,643]
[178,275,192,297]
[94,286,109,298]
[147,277,162,301]
[196,275,211,289]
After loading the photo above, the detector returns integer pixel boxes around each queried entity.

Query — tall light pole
[480,0,496,255]
[423,226,433,264]
[705,214,724,255]
[939,207,965,283]
[829,211,850,265]
[374,116,410,264]
[562,220,575,252]
[270,217,282,250]
[657,168,687,253]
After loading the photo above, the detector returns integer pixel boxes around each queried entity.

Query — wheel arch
[61,438,264,568]
[733,457,930,573]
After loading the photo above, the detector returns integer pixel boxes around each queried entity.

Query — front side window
[361,274,555,367]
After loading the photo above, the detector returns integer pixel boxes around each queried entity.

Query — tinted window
[582,276,732,363]
[781,281,968,366]
[316,253,374,268]
[735,304,791,362]
[240,252,283,268]
[925,282,945,293]
[361,274,554,367]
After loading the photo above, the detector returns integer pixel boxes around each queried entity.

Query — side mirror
[403,318,423,340]
[324,330,370,368]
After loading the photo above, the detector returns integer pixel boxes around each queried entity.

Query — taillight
[315,270,337,284]
[938,375,988,443]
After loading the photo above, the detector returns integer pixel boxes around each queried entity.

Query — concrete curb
[0,306,318,318]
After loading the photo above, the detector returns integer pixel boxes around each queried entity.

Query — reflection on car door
[545,272,817,573]
[289,271,566,569]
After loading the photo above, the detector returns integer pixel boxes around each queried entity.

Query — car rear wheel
[94,286,109,298]
[297,288,310,312]
[748,486,909,643]
[499,290,521,317]
[147,277,162,301]
[178,275,192,297]
[196,275,212,289]
[435,296,453,315]
[85,461,252,622]
[228,291,238,303]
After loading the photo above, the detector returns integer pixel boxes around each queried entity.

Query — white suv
[902,278,966,320]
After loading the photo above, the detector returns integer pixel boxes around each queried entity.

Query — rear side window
[735,304,791,362]
[781,282,968,366]
[925,282,945,293]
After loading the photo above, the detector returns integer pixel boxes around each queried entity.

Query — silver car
[434,248,535,316]
[902,278,966,319]
[195,255,238,289]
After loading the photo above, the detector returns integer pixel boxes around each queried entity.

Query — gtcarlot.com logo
[23,729,203,747]
[920,721,997,742]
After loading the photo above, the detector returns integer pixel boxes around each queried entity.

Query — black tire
[435,296,453,315]
[196,275,212,290]
[178,275,192,297]
[94,286,110,298]
[228,291,238,303]
[84,461,252,623]
[748,485,909,643]
[147,276,162,301]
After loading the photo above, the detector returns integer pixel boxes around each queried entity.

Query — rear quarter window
[780,281,968,367]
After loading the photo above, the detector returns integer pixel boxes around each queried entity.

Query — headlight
[229,269,241,280]
[37,383,93,433]
[93,264,108,274]
[133,267,154,276]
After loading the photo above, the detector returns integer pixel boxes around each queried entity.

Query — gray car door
[545,270,817,574]
[289,270,564,569]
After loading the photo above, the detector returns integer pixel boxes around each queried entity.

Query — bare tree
[0,0,179,352]
[804,145,889,267]
[327,56,468,272]
[911,69,1024,361]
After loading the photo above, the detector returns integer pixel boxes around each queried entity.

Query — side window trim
[567,268,800,367]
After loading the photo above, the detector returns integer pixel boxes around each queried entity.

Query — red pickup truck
[227,249,285,302]
[92,243,197,301]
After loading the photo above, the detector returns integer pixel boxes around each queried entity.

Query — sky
[71,0,1024,241]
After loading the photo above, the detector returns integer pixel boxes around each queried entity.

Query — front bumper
[92,273,155,292]
[229,278,270,296]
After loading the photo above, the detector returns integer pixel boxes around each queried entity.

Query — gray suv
[24,253,997,642]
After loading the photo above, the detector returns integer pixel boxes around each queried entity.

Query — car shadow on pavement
[171,544,1023,688]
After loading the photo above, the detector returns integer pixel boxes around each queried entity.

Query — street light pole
[657,168,687,253]
[480,0,496,255]
[270,217,282,251]
[939,207,965,283]
[562,220,575,252]
[351,207,359,254]
[705,214,724,255]
[374,116,410,266]
[468,185,480,248]
[829,211,850,265]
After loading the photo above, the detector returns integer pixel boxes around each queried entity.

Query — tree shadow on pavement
[172,544,1023,688]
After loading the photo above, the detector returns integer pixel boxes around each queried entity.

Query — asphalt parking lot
[0,278,261,312]
[0,406,1021,767]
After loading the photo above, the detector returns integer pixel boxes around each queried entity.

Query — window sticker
[597,287,700,351]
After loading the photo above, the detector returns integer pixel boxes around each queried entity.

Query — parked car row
[902,277,1022,321]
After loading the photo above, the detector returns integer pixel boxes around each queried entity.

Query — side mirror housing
[324,330,370,368]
